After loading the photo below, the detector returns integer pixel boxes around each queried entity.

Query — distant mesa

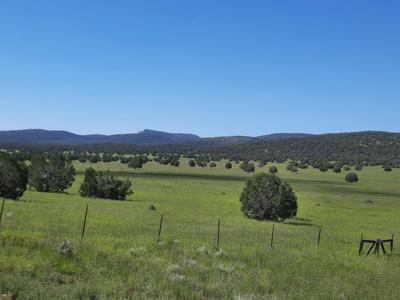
[0,129,312,145]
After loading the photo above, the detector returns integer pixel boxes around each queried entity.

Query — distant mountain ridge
[0,129,313,145]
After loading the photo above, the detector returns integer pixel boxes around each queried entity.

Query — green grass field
[1,159,400,299]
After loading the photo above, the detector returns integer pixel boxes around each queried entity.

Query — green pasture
[1,159,400,299]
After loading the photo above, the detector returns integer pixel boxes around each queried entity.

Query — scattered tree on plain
[0,152,28,199]
[128,156,143,169]
[355,164,363,171]
[188,159,196,167]
[383,165,392,172]
[240,161,255,173]
[286,163,298,172]
[79,167,132,200]
[225,162,232,169]
[240,173,297,222]
[268,166,278,174]
[29,154,75,193]
[345,172,359,183]
[333,164,342,173]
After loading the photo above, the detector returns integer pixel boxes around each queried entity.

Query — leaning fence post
[358,233,364,255]
[81,204,89,240]
[317,228,322,248]
[0,197,5,225]
[157,213,164,244]
[270,223,275,248]
[216,218,221,249]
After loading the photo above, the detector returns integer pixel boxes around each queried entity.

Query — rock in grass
[167,263,185,282]
[218,263,234,275]
[58,240,73,257]
[197,246,209,256]
[214,248,224,257]
[180,257,197,269]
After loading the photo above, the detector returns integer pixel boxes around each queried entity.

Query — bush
[240,173,297,222]
[240,161,255,173]
[268,166,278,174]
[171,159,180,167]
[343,165,351,171]
[286,163,297,172]
[149,204,156,211]
[210,162,216,168]
[384,165,392,172]
[120,157,129,164]
[89,155,99,163]
[333,165,342,173]
[188,159,196,167]
[0,152,28,199]
[128,156,143,169]
[79,168,132,200]
[355,164,363,171]
[345,172,358,183]
[225,162,232,169]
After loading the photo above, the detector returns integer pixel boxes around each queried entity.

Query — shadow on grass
[284,217,315,227]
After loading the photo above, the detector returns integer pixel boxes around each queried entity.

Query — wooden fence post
[216,218,221,249]
[270,223,275,248]
[358,233,364,255]
[391,234,394,252]
[81,204,89,240]
[0,197,5,225]
[157,213,164,244]
[317,228,322,248]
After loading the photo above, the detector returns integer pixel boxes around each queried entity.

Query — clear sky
[0,1,399,137]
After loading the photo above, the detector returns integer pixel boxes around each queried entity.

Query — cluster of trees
[188,158,209,167]
[153,154,180,167]
[0,152,75,200]
[80,168,132,200]
[0,151,133,201]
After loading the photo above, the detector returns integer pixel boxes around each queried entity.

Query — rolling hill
[0,129,312,145]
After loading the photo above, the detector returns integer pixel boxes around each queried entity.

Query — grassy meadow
[1,159,400,299]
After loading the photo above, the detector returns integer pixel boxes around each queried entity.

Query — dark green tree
[345,172,359,183]
[268,166,278,174]
[128,156,143,169]
[225,162,232,169]
[188,159,196,167]
[384,165,392,172]
[240,173,297,222]
[240,161,255,173]
[0,152,28,199]
[79,167,98,197]
[355,164,363,171]
[29,154,75,193]
[79,168,132,200]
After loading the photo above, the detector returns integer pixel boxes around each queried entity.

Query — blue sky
[0,1,399,137]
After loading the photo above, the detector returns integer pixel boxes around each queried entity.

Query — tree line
[2,131,400,168]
